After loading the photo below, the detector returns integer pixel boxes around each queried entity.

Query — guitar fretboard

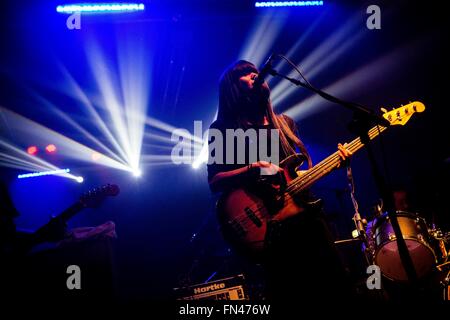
[286,125,388,196]
[58,201,85,221]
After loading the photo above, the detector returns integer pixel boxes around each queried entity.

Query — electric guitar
[216,102,425,256]
[21,184,120,250]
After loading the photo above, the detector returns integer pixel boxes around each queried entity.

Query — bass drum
[370,211,437,282]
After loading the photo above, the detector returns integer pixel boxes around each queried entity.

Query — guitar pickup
[245,207,262,227]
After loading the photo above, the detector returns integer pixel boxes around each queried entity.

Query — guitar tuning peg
[380,108,387,113]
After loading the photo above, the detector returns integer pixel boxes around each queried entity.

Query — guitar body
[216,154,307,256]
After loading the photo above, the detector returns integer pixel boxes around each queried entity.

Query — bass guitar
[216,102,425,255]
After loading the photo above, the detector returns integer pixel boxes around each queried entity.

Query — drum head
[373,211,437,281]
[376,239,436,281]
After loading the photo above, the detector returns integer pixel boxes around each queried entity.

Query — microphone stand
[346,164,372,266]
[269,67,419,286]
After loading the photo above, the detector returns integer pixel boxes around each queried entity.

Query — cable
[277,52,395,215]
[277,54,313,88]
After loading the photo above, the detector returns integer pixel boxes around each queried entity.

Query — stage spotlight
[132,169,142,177]
[56,3,145,14]
[92,152,102,161]
[27,146,38,155]
[255,1,324,7]
[76,176,84,183]
[45,144,57,153]
[192,143,208,169]
[17,168,71,179]
[239,10,287,67]
[1,107,132,174]
[85,37,149,179]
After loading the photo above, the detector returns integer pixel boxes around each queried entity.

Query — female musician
[207,60,353,301]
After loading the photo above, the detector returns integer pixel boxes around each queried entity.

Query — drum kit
[363,209,450,299]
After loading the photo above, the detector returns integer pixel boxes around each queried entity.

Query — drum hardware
[436,261,450,272]
[363,212,450,283]
[335,165,376,266]
[369,211,437,282]
[338,161,449,285]
[429,228,449,263]
[373,199,384,218]
[438,267,450,300]
[435,241,450,301]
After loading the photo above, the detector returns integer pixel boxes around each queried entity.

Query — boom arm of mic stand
[272,70,390,127]
[272,69,419,285]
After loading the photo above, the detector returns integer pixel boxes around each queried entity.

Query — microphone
[253,53,277,87]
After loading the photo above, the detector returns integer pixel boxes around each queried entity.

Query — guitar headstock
[79,184,120,208]
[381,101,425,126]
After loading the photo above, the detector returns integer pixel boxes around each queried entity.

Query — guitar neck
[27,184,119,247]
[286,124,388,195]
[32,201,84,245]
[57,201,85,222]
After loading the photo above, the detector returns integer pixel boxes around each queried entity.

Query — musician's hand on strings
[253,161,283,175]
[210,162,283,193]
[337,143,353,168]
[250,161,286,190]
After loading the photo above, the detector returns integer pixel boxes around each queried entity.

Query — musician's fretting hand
[337,143,353,168]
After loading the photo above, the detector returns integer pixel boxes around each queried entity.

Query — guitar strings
[228,125,386,228]
[286,125,384,194]
[228,106,414,228]
[286,125,386,197]
[229,128,375,228]
[230,137,361,225]
[229,144,360,228]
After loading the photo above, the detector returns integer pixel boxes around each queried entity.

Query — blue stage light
[255,1,324,7]
[18,168,70,179]
[132,168,142,177]
[56,3,145,14]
